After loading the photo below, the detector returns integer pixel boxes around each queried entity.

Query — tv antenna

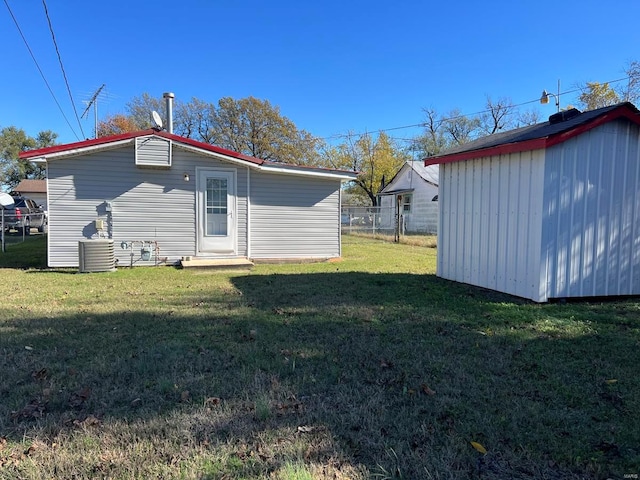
[81,84,106,138]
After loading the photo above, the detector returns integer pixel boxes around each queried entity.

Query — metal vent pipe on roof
[163,92,175,134]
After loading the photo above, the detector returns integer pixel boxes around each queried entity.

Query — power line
[3,0,80,140]
[42,0,85,138]
[323,75,635,142]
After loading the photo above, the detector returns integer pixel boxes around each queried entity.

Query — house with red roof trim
[20,130,357,268]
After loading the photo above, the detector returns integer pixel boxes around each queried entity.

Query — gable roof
[19,129,358,181]
[424,102,640,166]
[380,161,439,195]
[14,179,47,194]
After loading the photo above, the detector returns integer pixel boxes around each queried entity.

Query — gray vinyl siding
[438,150,545,301]
[541,119,640,299]
[47,144,249,267]
[249,171,341,258]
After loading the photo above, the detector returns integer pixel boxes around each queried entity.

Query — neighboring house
[19,130,357,268]
[425,102,640,302]
[13,179,47,210]
[378,161,439,234]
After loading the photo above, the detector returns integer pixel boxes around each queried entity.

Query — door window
[206,178,228,236]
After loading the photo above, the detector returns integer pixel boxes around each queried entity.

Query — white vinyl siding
[249,172,341,259]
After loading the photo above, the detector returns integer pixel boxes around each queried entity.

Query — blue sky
[2,0,639,150]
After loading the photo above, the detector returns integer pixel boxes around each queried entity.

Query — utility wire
[323,75,634,141]
[3,0,80,140]
[42,0,85,138]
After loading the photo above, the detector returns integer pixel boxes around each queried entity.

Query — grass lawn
[0,234,639,479]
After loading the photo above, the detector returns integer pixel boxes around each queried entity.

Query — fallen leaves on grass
[204,397,221,408]
[73,415,101,428]
[68,386,91,409]
[297,425,316,434]
[11,398,47,420]
[470,441,487,455]
[421,383,436,396]
[31,368,48,382]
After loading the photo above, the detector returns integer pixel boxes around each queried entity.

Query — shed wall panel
[249,172,341,258]
[542,120,640,299]
[438,150,545,301]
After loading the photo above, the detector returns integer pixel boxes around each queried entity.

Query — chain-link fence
[341,203,438,236]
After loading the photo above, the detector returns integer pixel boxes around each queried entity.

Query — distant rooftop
[14,179,47,194]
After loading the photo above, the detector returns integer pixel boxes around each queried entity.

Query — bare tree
[479,96,515,134]
[515,109,543,127]
[619,60,640,103]
[442,109,480,145]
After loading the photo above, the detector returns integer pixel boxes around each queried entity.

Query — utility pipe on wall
[163,92,175,134]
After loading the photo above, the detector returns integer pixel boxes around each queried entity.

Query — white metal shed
[425,102,640,302]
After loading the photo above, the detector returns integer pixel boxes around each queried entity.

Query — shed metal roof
[425,102,640,166]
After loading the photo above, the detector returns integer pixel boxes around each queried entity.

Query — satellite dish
[151,110,163,130]
[0,192,15,208]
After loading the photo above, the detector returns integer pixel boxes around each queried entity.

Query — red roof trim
[546,108,640,148]
[425,104,640,166]
[425,138,547,165]
[19,129,265,165]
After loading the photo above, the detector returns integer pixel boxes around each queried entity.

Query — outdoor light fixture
[183,173,190,182]
[540,79,561,112]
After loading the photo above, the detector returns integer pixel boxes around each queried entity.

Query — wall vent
[135,136,172,168]
[78,239,116,273]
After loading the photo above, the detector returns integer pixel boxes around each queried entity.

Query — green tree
[106,93,320,165]
[126,93,167,130]
[323,132,408,206]
[578,82,620,111]
[0,127,57,190]
[96,114,141,137]
[210,96,319,165]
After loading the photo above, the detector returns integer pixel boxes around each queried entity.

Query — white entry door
[197,169,236,254]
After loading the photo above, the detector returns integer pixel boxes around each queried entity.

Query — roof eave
[26,138,137,162]
[425,138,547,165]
[259,163,358,181]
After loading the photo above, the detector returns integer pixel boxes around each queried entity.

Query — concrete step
[180,257,254,269]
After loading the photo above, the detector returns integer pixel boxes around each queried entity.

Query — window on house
[402,194,412,213]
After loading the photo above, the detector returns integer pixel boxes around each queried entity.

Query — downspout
[246,167,251,259]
